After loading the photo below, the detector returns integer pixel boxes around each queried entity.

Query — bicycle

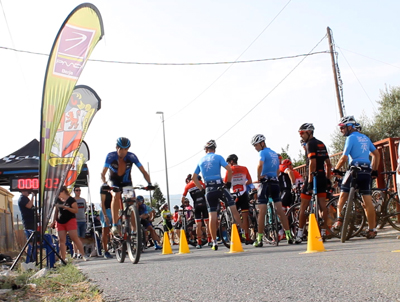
[371,171,400,231]
[218,187,240,249]
[107,185,153,264]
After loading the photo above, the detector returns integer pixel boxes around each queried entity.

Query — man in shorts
[100,187,113,259]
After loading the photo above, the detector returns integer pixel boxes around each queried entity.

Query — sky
[1,0,400,207]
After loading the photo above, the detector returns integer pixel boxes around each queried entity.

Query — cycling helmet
[174,205,179,210]
[251,134,265,146]
[298,123,315,131]
[136,195,144,202]
[204,140,217,149]
[160,202,168,210]
[116,137,131,149]
[282,159,292,166]
[355,123,362,132]
[338,115,356,126]
[186,174,192,183]
[226,154,238,163]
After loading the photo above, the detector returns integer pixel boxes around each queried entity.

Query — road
[78,228,400,302]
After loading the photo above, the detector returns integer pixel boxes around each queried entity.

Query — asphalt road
[77,228,400,302]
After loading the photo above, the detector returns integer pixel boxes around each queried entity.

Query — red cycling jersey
[224,165,253,195]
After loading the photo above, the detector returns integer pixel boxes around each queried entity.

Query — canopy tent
[0,139,88,188]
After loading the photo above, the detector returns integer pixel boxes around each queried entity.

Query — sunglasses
[74,189,81,192]
[339,126,347,130]
[299,131,306,135]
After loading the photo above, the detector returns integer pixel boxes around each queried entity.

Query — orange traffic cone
[229,224,244,253]
[162,231,173,255]
[178,229,190,254]
[302,213,326,253]
[392,250,400,253]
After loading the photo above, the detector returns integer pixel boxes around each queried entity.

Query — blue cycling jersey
[104,151,142,184]
[259,147,279,178]
[343,131,376,166]
[138,203,148,216]
[194,153,228,182]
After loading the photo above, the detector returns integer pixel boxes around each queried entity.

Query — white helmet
[298,123,315,131]
[251,134,265,146]
[338,115,356,126]
[160,202,168,211]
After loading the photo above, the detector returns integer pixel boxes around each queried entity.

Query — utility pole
[327,26,345,118]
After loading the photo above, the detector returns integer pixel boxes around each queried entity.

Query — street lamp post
[156,111,170,209]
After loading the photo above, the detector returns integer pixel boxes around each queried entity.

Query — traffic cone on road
[229,224,244,253]
[162,232,173,255]
[178,229,190,254]
[303,213,326,253]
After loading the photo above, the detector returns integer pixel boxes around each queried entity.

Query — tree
[280,144,291,160]
[292,148,306,167]
[152,183,165,211]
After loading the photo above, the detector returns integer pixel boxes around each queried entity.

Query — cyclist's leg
[194,205,203,246]
[335,170,352,226]
[110,191,122,234]
[223,188,243,229]
[318,196,328,229]
[359,171,376,235]
[204,187,220,249]
[237,193,251,242]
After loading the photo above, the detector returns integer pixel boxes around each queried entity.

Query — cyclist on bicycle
[182,175,211,249]
[332,115,380,239]
[101,137,153,235]
[251,134,293,247]
[295,123,332,243]
[224,154,254,245]
[192,139,244,251]
[137,196,162,250]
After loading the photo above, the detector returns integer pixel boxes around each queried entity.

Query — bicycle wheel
[114,238,126,263]
[154,227,164,245]
[326,197,340,238]
[372,190,386,228]
[264,203,279,246]
[127,205,142,264]
[385,197,400,231]
[286,202,301,239]
[219,211,232,249]
[341,188,355,243]
[350,197,366,237]
[186,220,197,247]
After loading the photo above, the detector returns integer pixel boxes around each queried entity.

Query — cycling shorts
[194,204,209,221]
[280,190,294,207]
[205,181,234,212]
[235,192,250,212]
[99,209,113,228]
[257,180,281,204]
[340,168,372,195]
[163,221,173,232]
[301,173,327,200]
[173,221,182,229]
[140,218,152,229]
[108,179,133,193]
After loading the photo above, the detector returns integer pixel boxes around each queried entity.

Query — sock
[213,239,218,245]
[112,223,118,227]
[285,230,292,239]
[197,238,202,245]
[257,233,263,242]
[207,236,212,243]
[245,233,250,241]
[321,229,326,236]
[297,229,303,237]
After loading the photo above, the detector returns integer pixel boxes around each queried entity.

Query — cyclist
[224,154,254,245]
[251,134,293,247]
[192,139,244,251]
[279,159,296,208]
[172,205,181,244]
[100,187,113,259]
[182,175,211,249]
[137,195,162,250]
[332,115,380,239]
[101,137,153,236]
[295,123,332,243]
[160,202,174,244]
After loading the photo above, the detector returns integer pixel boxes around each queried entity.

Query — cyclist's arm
[309,158,316,180]
[100,167,108,183]
[325,158,332,180]
[286,168,296,185]
[334,154,348,170]
[370,149,380,171]
[224,164,232,182]
[192,173,203,191]
[138,166,151,184]
[257,160,263,180]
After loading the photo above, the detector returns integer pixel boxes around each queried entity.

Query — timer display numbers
[10,177,60,192]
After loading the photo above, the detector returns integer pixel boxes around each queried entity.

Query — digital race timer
[10,177,61,192]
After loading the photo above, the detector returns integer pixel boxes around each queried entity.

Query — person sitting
[137,196,162,250]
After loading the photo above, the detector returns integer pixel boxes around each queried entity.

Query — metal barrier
[294,137,400,192]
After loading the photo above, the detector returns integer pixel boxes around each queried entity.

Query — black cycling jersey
[305,137,328,174]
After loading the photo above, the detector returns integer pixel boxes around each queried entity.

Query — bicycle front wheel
[127,205,142,264]
[219,211,232,249]
[385,197,400,231]
[341,188,355,243]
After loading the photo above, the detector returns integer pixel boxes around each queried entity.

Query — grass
[0,261,103,302]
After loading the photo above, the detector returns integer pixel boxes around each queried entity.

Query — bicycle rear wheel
[154,227,164,245]
[219,211,232,249]
[114,238,126,263]
[264,203,279,246]
[286,202,301,239]
[341,188,355,243]
[127,205,142,264]
[385,197,400,231]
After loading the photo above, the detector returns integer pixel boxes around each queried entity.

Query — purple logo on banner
[53,24,95,79]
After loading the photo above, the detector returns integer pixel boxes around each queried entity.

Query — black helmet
[116,137,131,149]
[298,123,315,131]
[226,154,238,163]
[204,140,217,149]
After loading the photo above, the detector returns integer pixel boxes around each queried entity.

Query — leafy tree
[292,148,306,167]
[280,145,291,160]
[152,183,165,211]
